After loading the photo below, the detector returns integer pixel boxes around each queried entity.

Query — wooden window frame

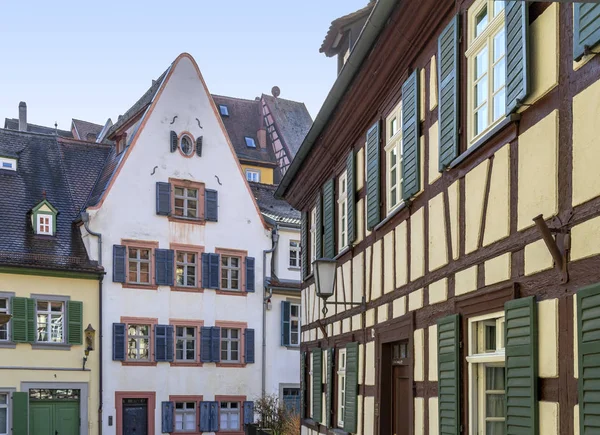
[336,347,347,428]
[178,132,195,159]
[168,178,205,226]
[120,316,158,366]
[170,244,205,292]
[215,248,247,296]
[115,391,156,435]
[121,239,159,290]
[215,395,247,435]
[170,319,204,367]
[169,394,204,434]
[215,321,248,368]
[36,214,53,236]
[337,170,349,252]
[385,102,403,214]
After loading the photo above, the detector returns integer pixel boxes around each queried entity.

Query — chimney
[18,102,27,131]
[257,96,267,149]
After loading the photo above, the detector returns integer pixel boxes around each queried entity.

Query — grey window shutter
[205,189,218,222]
[365,122,380,230]
[11,391,28,435]
[200,326,212,362]
[67,300,83,345]
[196,136,203,157]
[505,2,530,114]
[211,326,221,363]
[301,211,309,279]
[245,257,255,292]
[315,192,323,259]
[301,352,307,419]
[209,253,220,289]
[574,4,600,61]
[437,314,460,435]
[504,296,538,434]
[170,130,178,153]
[344,342,359,433]
[577,283,600,435]
[155,249,174,286]
[199,401,211,431]
[346,151,356,244]
[326,348,335,428]
[161,401,174,433]
[281,301,291,346]
[154,324,167,362]
[113,323,126,361]
[402,70,421,200]
[156,182,171,216]
[243,401,254,425]
[209,401,219,432]
[113,245,126,283]
[322,178,335,258]
[438,15,460,171]
[245,328,255,363]
[166,324,174,361]
[201,253,209,288]
[312,348,323,423]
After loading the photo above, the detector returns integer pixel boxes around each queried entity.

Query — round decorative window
[180,136,193,156]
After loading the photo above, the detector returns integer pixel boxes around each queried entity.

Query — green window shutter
[11,297,28,343]
[323,179,335,258]
[402,70,421,200]
[577,283,600,435]
[312,348,323,423]
[366,122,380,230]
[315,193,323,259]
[343,342,359,433]
[326,348,335,428]
[12,392,28,435]
[438,15,460,171]
[67,300,83,345]
[505,2,530,114]
[301,211,309,279]
[437,314,460,435]
[504,296,538,435]
[346,151,356,244]
[26,298,35,343]
[301,351,307,419]
[574,4,600,61]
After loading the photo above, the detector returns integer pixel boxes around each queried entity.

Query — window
[337,348,347,427]
[309,206,317,273]
[0,299,8,341]
[338,170,349,250]
[219,105,229,116]
[37,214,53,236]
[467,0,506,142]
[467,313,506,435]
[220,402,240,431]
[385,103,403,212]
[246,169,260,183]
[0,157,16,171]
[179,135,194,156]
[221,255,241,291]
[36,300,64,343]
[127,324,150,361]
[221,328,241,362]
[174,186,199,219]
[128,247,151,284]
[245,137,256,148]
[289,240,301,268]
[282,388,301,414]
[176,252,197,287]
[175,402,196,431]
[175,326,196,361]
[290,304,300,346]
[0,392,8,435]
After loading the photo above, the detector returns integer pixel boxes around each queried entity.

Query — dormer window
[245,137,256,148]
[0,156,17,171]
[37,214,53,235]
[31,199,58,237]
[219,105,229,116]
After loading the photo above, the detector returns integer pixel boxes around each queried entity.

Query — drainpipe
[262,226,279,397]
[80,212,103,435]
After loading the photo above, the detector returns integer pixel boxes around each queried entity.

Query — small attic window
[31,198,58,237]
[219,105,229,116]
[37,214,53,235]
[245,137,256,148]
[0,157,17,171]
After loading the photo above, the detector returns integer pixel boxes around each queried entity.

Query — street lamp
[313,258,366,316]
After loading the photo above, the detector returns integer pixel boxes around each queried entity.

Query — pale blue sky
[0,0,366,130]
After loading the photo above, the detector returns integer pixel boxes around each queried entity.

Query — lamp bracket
[321,296,366,316]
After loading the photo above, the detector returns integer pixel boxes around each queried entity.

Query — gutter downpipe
[81,212,103,435]
[262,226,279,397]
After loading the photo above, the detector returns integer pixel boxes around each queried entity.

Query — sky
[0,0,367,131]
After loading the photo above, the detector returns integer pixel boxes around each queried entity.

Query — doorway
[29,389,80,435]
[122,398,148,435]
[391,342,411,435]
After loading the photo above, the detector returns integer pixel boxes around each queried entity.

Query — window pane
[140,249,150,260]
[486,366,505,390]
[475,48,488,80]
[231,258,239,268]
[175,187,184,196]
[493,0,505,16]
[220,413,228,428]
[187,189,197,199]
[486,421,504,435]
[475,105,488,135]
[475,6,488,37]
[486,394,506,418]
[0,408,6,433]
[187,328,195,338]
[139,325,149,335]
[493,60,506,92]
[50,302,62,312]
[231,329,239,339]
[493,90,505,122]
[485,324,497,351]
[37,301,48,311]
[493,28,506,62]
[176,266,184,286]
[0,300,6,310]
[475,77,488,108]
[176,349,183,360]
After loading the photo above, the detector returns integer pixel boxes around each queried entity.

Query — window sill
[0,342,16,349]
[168,216,205,226]
[170,286,203,293]
[217,431,244,435]
[121,361,158,367]
[31,343,71,351]
[449,114,520,169]
[288,266,301,271]
[216,290,247,297]
[216,362,247,368]
[373,201,408,231]
[169,361,204,367]
[122,283,158,290]
[334,245,351,260]
[285,346,300,351]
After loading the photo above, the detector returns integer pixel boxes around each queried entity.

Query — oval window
[180,136,193,156]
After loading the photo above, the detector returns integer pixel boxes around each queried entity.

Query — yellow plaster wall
[409,288,424,311]
[342,317,351,334]
[393,296,406,319]
[414,397,425,435]
[420,68,426,122]
[240,164,274,184]
[342,257,353,306]
[465,159,489,253]
[357,395,364,435]
[525,239,554,275]
[359,344,365,385]
[571,216,600,261]
[419,136,425,196]
[429,121,441,184]
[573,77,600,206]
[414,328,424,382]
[517,110,559,230]
[429,398,439,435]
[411,207,425,279]
[448,181,459,259]
[352,314,362,331]
[356,147,365,191]
[371,240,383,300]
[366,308,375,328]
[333,321,341,337]
[377,304,388,323]
[455,266,478,296]
[352,252,364,305]
[484,253,511,286]
[429,193,448,271]
[395,221,408,287]
[540,402,559,435]
[429,278,448,305]
[574,404,580,435]
[383,231,395,294]
[365,341,375,386]
[428,324,438,381]
[483,145,510,246]
[38,204,53,212]
[356,198,365,244]
[429,55,438,111]
[538,299,558,378]
[364,247,372,302]
[364,396,375,435]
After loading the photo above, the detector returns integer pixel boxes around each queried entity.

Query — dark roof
[262,95,312,158]
[3,118,73,138]
[72,119,104,141]
[249,182,300,225]
[320,1,375,55]
[85,146,121,208]
[0,129,107,273]
[211,95,276,165]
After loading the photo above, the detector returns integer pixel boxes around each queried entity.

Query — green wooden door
[29,403,53,435]
[30,401,79,435]
[54,402,79,435]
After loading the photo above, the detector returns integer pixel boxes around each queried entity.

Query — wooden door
[392,364,411,435]
[123,398,148,435]
[30,401,79,435]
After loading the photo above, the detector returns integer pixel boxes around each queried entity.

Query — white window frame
[35,300,65,343]
[174,401,196,432]
[126,324,151,361]
[0,298,9,342]
[338,170,349,251]
[36,214,53,236]
[466,0,507,144]
[245,169,261,183]
[466,311,506,435]
[175,251,197,288]
[289,240,301,269]
[220,256,241,291]
[175,326,197,362]
[289,303,300,346]
[0,391,9,435]
[337,348,347,427]
[309,206,317,273]
[385,102,403,214]
[220,328,241,363]
[0,157,16,171]
[173,186,199,219]
[220,402,240,431]
[127,247,151,284]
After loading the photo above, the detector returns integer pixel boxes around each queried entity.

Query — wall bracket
[533,214,569,283]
